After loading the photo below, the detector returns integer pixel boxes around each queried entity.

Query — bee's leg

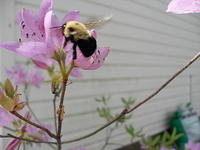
[73,43,77,60]
[63,37,69,48]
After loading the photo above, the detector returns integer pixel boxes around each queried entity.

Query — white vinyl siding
[0,0,200,149]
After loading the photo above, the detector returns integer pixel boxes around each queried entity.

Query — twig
[23,142,26,150]
[53,93,59,134]
[57,80,68,150]
[24,86,41,123]
[127,52,200,113]
[11,111,57,139]
[61,52,200,144]
[0,134,57,144]
[17,144,21,150]
[24,87,57,149]
[3,126,16,132]
[53,82,71,134]
[56,61,74,150]
[62,109,128,144]
[101,125,116,150]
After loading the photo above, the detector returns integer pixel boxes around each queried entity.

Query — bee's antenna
[50,26,62,29]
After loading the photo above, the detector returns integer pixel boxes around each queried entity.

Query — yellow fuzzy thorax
[63,21,91,40]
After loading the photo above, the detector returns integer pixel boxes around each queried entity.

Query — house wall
[0,0,200,149]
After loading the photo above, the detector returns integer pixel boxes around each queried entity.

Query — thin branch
[23,142,26,150]
[0,134,57,144]
[53,93,59,134]
[53,81,72,135]
[11,111,57,139]
[17,143,21,150]
[101,125,116,150]
[127,51,200,113]
[24,86,41,123]
[25,87,57,150]
[57,62,74,150]
[3,126,17,132]
[62,52,200,144]
[57,80,68,150]
[62,109,128,144]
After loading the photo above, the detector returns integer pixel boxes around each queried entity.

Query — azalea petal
[74,49,92,69]
[0,107,15,127]
[0,42,20,52]
[65,42,74,65]
[25,124,52,141]
[0,41,48,57]
[32,59,50,69]
[16,9,45,41]
[32,53,56,68]
[44,11,63,49]
[70,68,83,78]
[5,138,21,150]
[18,42,49,57]
[86,47,109,70]
[39,0,53,18]
[6,65,27,85]
[28,72,44,88]
[65,52,73,66]
[75,47,109,70]
[90,29,97,39]
[62,10,80,24]
[167,0,200,14]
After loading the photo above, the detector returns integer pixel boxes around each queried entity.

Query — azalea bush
[0,0,109,149]
[0,0,200,150]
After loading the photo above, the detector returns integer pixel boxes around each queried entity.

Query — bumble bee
[62,15,112,59]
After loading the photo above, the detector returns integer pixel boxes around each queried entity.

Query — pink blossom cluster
[6,65,44,88]
[0,0,109,78]
[0,110,51,150]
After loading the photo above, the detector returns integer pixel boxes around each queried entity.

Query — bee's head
[63,21,90,38]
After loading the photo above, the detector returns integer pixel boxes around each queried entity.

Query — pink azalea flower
[6,65,26,85]
[0,0,109,77]
[5,138,22,150]
[4,112,52,150]
[185,141,200,150]
[16,0,53,42]
[0,0,54,69]
[0,107,15,127]
[28,72,44,88]
[167,0,200,14]
[25,124,52,141]
[6,65,44,88]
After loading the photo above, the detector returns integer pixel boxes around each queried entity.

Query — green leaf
[4,79,15,98]
[121,97,135,108]
[117,114,132,123]
[171,128,177,138]
[95,96,110,105]
[150,135,161,146]
[161,131,170,143]
[96,107,113,120]
[125,125,134,136]
[173,133,183,141]
[0,94,15,111]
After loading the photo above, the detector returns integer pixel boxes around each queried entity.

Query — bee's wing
[84,14,112,29]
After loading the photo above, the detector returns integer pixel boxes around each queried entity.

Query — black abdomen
[77,37,97,57]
